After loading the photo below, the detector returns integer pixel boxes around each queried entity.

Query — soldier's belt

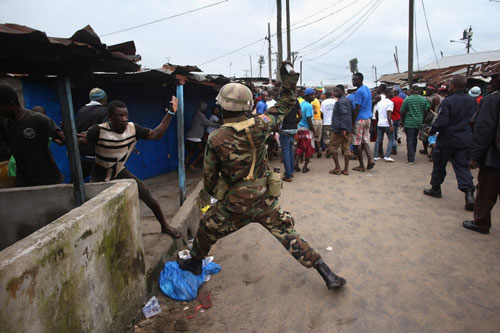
[232,177,268,188]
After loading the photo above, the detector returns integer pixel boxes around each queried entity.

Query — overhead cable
[100,0,228,37]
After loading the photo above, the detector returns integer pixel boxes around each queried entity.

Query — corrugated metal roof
[421,49,500,70]
[0,23,140,75]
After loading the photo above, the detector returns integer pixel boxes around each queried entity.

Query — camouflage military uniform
[191,74,321,268]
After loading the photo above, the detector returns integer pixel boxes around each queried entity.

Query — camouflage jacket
[203,73,299,196]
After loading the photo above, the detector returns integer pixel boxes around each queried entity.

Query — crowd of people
[1,65,499,240]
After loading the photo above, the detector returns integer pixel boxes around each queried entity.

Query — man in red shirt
[390,88,404,154]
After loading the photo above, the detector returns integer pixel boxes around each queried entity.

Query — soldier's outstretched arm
[265,62,300,129]
[202,140,220,196]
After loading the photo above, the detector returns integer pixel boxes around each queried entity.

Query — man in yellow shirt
[311,89,323,158]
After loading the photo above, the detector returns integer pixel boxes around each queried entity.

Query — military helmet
[216,83,254,112]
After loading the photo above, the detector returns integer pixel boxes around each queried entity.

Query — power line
[199,38,265,66]
[299,0,375,55]
[304,0,384,61]
[100,0,228,37]
[197,0,359,66]
[290,0,348,28]
[421,0,440,68]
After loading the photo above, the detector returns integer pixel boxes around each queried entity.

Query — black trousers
[474,167,500,230]
[430,147,474,192]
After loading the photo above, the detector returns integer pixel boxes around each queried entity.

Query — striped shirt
[86,122,150,181]
[400,94,430,129]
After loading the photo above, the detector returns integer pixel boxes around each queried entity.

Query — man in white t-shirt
[320,91,336,158]
[373,85,395,162]
[266,89,277,108]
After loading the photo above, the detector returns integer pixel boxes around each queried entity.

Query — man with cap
[469,86,483,107]
[179,62,346,290]
[423,75,476,211]
[76,88,109,178]
[294,87,317,173]
[400,85,430,164]
[463,70,500,234]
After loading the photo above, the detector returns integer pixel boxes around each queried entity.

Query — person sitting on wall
[0,85,65,187]
[78,98,181,239]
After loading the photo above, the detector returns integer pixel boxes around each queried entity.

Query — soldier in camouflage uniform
[179,63,346,289]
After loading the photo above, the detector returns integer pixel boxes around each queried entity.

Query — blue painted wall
[21,78,218,182]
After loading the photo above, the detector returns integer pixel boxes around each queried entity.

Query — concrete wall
[0,180,147,333]
[0,183,112,251]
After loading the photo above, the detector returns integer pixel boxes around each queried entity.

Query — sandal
[329,169,342,175]
[367,161,375,170]
[352,166,366,172]
[302,167,310,173]
[341,170,349,175]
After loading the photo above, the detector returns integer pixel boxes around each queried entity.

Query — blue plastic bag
[159,259,221,301]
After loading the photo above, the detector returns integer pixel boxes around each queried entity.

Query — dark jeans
[474,167,500,230]
[405,128,419,162]
[392,120,400,152]
[374,126,394,158]
[430,148,474,192]
[279,132,295,178]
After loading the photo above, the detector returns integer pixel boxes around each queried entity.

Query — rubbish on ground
[178,250,191,260]
[183,306,189,311]
[187,238,194,249]
[187,290,213,319]
[159,258,221,301]
[142,296,162,319]
[326,246,333,251]
[210,196,218,204]
[201,205,210,213]
[366,173,373,177]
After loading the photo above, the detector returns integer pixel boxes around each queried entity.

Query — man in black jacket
[423,75,476,211]
[76,88,109,178]
[463,71,500,234]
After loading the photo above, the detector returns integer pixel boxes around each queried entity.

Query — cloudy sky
[2,0,500,87]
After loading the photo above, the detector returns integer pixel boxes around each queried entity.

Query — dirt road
[136,142,500,332]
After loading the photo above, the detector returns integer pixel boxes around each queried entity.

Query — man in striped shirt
[79,99,181,239]
[401,85,430,164]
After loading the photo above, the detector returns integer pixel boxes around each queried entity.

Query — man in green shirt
[400,85,430,164]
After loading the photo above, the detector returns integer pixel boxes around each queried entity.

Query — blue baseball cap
[304,88,315,96]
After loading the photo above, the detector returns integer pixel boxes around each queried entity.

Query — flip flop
[367,161,375,170]
[341,170,349,175]
[352,166,366,172]
[329,169,341,175]
[302,167,310,173]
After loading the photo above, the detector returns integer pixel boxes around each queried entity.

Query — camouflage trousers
[191,187,321,268]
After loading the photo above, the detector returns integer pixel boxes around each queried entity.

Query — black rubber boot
[423,186,442,198]
[178,258,203,275]
[313,258,346,289]
[465,190,475,211]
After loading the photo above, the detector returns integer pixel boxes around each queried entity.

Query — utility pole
[300,60,303,86]
[258,55,265,77]
[394,45,400,73]
[286,0,291,61]
[408,0,414,86]
[249,54,253,79]
[276,0,283,81]
[450,26,473,54]
[464,26,473,53]
[372,65,378,87]
[267,22,272,84]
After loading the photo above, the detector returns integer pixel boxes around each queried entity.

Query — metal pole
[176,84,186,205]
[249,54,253,79]
[286,0,291,61]
[268,22,272,84]
[408,0,414,86]
[300,60,303,86]
[57,76,85,206]
[276,0,283,81]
